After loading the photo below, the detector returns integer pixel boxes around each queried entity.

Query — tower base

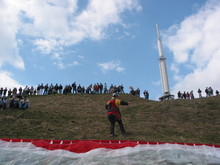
[159,94,174,101]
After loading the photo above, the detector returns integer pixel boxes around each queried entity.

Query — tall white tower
[156,24,173,100]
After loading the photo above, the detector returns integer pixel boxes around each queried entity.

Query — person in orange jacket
[105,93,129,135]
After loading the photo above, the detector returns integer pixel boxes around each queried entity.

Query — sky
[1,0,220,100]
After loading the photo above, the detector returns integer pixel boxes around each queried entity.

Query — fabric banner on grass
[0,138,220,164]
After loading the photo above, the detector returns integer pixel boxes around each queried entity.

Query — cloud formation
[0,0,141,61]
[0,71,23,88]
[0,0,140,87]
[0,0,141,57]
[165,0,220,96]
[98,61,125,73]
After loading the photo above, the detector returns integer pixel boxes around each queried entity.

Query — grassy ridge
[0,94,219,145]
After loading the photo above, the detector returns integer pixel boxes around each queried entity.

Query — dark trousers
[108,114,126,134]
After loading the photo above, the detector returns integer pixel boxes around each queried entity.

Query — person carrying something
[105,93,129,136]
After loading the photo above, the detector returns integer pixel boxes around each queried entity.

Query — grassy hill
[0,94,219,145]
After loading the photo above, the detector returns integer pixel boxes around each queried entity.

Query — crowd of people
[177,90,195,99]
[0,83,147,111]
[1,83,219,111]
[0,83,146,97]
[177,87,219,99]
[34,83,128,95]
[0,95,29,111]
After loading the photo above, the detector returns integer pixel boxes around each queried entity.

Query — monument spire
[156,24,174,100]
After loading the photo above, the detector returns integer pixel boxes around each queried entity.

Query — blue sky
[1,0,220,100]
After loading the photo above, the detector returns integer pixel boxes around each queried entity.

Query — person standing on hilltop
[105,93,129,136]
[143,90,149,99]
[198,88,202,98]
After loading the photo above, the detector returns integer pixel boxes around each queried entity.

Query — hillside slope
[0,94,219,145]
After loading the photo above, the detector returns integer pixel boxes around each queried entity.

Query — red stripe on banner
[32,140,138,153]
[1,138,219,153]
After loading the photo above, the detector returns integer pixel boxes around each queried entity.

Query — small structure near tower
[156,24,174,101]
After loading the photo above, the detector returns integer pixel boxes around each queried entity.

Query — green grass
[0,94,219,145]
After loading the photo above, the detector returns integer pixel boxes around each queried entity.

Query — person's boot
[119,122,126,135]
[110,126,115,136]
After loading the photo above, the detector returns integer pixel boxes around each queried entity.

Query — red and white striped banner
[1,138,220,164]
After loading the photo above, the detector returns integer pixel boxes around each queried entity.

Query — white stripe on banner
[0,139,220,165]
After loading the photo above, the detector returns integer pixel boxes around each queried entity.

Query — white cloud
[117,31,136,40]
[54,60,81,69]
[98,61,125,73]
[70,61,80,66]
[72,0,141,41]
[77,55,84,59]
[0,71,23,89]
[170,63,179,74]
[16,0,141,54]
[53,61,65,70]
[0,0,141,66]
[34,39,63,55]
[0,1,25,69]
[52,52,63,60]
[165,0,220,97]
[0,0,140,86]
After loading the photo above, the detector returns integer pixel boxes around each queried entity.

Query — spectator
[13,88,17,96]
[190,90,194,99]
[9,95,20,109]
[0,97,3,111]
[48,84,53,95]
[198,88,202,98]
[109,84,114,93]
[143,90,149,99]
[81,86,85,93]
[104,83,108,94]
[43,84,48,95]
[120,85,125,93]
[2,96,7,109]
[33,89,37,95]
[205,87,213,97]
[205,87,209,97]
[0,88,3,97]
[186,92,190,99]
[30,86,34,95]
[182,92,186,99]
[23,86,29,96]
[53,83,58,94]
[40,83,44,95]
[3,87,7,96]
[0,96,7,110]
[129,86,135,95]
[58,84,63,94]
[19,96,29,110]
[93,84,99,93]
[72,82,77,94]
[54,83,59,94]
[99,83,103,94]
[177,91,182,99]
[37,84,40,95]
[86,84,92,94]
[63,85,67,94]
[209,87,213,96]
[8,89,12,97]
[136,88,140,96]
[77,84,82,93]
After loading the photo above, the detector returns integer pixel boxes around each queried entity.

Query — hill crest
[0,94,219,145]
